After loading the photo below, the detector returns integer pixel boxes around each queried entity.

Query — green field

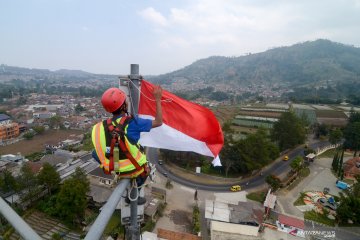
[294,108,317,124]
[232,119,274,128]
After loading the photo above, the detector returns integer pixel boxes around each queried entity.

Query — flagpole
[127,64,141,240]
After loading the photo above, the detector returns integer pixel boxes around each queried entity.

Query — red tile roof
[26,162,43,174]
[344,157,360,176]
[278,214,304,229]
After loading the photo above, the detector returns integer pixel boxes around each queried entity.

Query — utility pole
[126,64,141,240]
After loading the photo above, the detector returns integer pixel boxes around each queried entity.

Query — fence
[315,144,340,156]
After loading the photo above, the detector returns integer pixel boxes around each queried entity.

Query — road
[304,220,360,240]
[146,141,330,192]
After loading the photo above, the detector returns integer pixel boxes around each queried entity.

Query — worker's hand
[153,85,163,101]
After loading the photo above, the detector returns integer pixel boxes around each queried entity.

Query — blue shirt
[126,116,152,144]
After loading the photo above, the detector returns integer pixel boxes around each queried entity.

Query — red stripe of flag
[138,80,224,158]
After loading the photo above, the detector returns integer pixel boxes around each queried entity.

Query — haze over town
[1,1,360,240]
[1,0,360,75]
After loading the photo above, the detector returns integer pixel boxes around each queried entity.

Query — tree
[16,96,27,106]
[72,167,90,192]
[344,121,360,157]
[332,150,340,172]
[265,175,281,192]
[56,168,90,224]
[19,163,39,204]
[315,123,329,138]
[23,131,34,140]
[348,110,360,124]
[271,111,306,151]
[290,156,303,173]
[329,128,343,145]
[37,163,61,194]
[81,132,93,151]
[336,175,360,224]
[33,125,45,135]
[220,138,238,177]
[49,115,63,129]
[338,149,344,177]
[75,103,85,114]
[299,111,310,127]
[352,175,360,198]
[220,128,279,176]
[0,169,18,193]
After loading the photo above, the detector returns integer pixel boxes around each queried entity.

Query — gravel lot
[0,129,85,155]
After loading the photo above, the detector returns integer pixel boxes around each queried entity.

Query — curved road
[147,141,330,192]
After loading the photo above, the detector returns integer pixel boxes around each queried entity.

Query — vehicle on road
[283,155,289,161]
[230,185,241,192]
[336,180,349,190]
[158,159,163,165]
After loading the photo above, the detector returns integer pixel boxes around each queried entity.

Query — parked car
[336,180,349,190]
[318,197,337,211]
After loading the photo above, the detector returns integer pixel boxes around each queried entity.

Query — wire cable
[128,78,173,103]
[127,178,139,201]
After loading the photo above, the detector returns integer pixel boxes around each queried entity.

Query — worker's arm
[152,85,163,128]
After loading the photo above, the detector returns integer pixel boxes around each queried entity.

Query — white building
[205,200,264,240]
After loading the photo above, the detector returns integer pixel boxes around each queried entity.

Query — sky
[1,0,360,75]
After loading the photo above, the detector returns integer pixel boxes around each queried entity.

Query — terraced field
[232,119,274,129]
[293,108,317,125]
[315,110,347,118]
[7,211,81,240]
[237,110,282,118]
[212,105,239,124]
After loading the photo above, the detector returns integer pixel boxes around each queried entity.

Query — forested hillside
[150,39,360,88]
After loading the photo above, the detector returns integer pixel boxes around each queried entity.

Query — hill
[0,64,115,82]
[149,39,360,88]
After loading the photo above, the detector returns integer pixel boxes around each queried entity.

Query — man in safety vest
[91,86,163,185]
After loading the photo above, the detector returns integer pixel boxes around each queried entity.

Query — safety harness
[103,116,148,178]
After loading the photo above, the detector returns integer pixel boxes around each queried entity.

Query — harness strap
[109,136,117,173]
[105,116,148,177]
[117,117,147,177]
[118,134,147,177]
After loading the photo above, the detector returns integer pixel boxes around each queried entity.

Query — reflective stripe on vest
[91,118,147,174]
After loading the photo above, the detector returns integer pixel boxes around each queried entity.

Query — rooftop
[205,200,263,225]
[343,157,360,177]
[0,113,10,122]
[278,214,304,229]
[264,189,277,209]
[157,228,201,240]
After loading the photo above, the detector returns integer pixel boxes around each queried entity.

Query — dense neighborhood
[1,89,360,240]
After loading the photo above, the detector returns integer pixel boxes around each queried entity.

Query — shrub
[23,132,34,140]
[192,205,200,234]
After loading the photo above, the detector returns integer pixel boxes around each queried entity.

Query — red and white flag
[138,80,224,166]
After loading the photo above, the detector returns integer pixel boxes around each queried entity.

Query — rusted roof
[157,228,201,240]
[278,214,304,229]
[343,157,360,175]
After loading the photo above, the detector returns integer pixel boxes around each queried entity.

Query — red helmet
[101,88,126,113]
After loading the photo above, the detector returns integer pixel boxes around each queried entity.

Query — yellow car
[230,185,241,192]
[283,155,289,161]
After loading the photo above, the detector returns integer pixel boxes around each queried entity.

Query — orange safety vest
[91,116,148,178]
